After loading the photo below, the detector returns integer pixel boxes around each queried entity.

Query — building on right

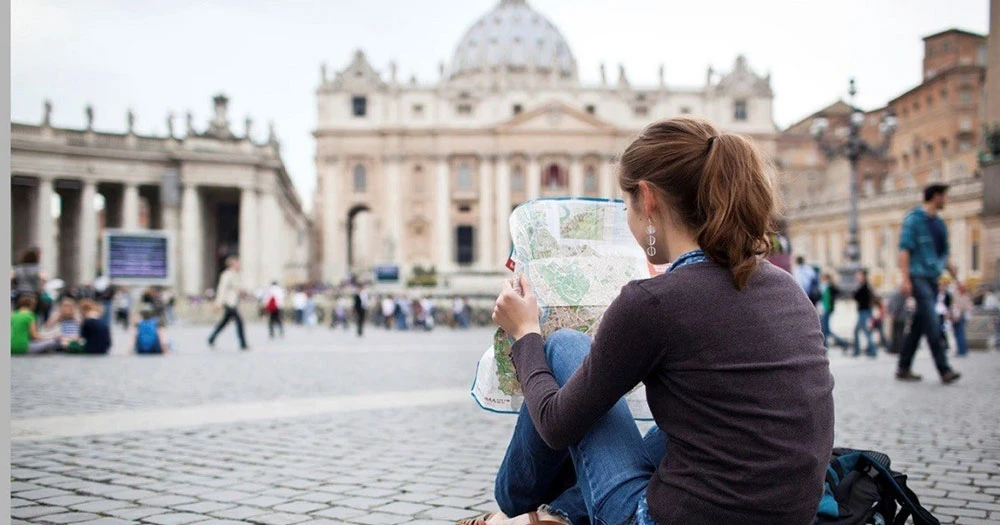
[780,28,990,290]
[981,0,1000,286]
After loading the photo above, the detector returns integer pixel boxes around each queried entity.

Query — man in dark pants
[353,284,369,337]
[896,184,959,383]
[208,256,248,350]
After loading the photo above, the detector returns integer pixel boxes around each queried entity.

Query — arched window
[353,165,366,193]
[545,164,564,189]
[457,163,473,191]
[512,168,524,191]
[584,167,597,193]
[414,165,424,193]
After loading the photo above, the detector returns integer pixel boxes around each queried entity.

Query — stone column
[952,217,968,277]
[478,156,494,269]
[36,177,56,276]
[321,156,345,283]
[122,182,141,230]
[435,156,452,273]
[384,155,404,266]
[569,155,584,197]
[180,184,204,296]
[599,155,615,199]
[239,185,260,291]
[78,180,99,283]
[495,156,512,270]
[526,155,540,200]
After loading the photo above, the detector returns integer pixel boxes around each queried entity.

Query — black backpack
[815,448,939,525]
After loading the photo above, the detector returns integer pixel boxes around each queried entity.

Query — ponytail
[619,118,776,290]
[697,134,775,289]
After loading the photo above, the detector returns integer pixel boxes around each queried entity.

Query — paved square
[10,321,1000,524]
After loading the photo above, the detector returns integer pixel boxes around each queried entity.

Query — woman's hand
[493,274,541,341]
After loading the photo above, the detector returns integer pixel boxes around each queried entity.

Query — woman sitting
[11,294,59,355]
[483,118,835,525]
[135,306,169,354]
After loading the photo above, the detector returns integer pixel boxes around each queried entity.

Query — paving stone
[420,507,481,521]
[239,495,289,508]
[142,512,214,525]
[138,495,199,507]
[174,501,237,513]
[311,507,366,520]
[209,506,270,520]
[41,512,103,524]
[76,519,135,525]
[17,488,74,500]
[271,501,328,514]
[248,512,312,525]
[375,502,434,515]
[350,513,411,525]
[70,500,134,513]
[105,506,171,520]
[11,505,69,519]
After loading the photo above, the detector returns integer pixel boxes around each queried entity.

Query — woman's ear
[639,181,658,218]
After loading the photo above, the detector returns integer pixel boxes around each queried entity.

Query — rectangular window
[351,96,367,117]
[456,225,475,265]
[457,163,474,191]
[972,228,981,272]
[585,104,595,115]
[733,100,748,121]
[959,90,973,104]
[412,104,424,117]
[634,106,648,117]
[513,104,523,115]
[457,104,473,115]
[680,106,691,114]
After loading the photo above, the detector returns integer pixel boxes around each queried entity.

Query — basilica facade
[313,0,779,286]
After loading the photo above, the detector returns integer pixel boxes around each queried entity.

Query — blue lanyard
[667,249,709,273]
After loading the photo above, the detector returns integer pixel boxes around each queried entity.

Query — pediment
[496,101,617,133]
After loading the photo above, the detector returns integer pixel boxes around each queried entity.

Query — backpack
[265,295,279,314]
[815,448,939,525]
[807,275,822,304]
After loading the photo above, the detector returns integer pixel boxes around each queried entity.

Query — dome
[450,0,577,81]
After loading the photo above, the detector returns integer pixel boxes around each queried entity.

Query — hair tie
[705,136,717,154]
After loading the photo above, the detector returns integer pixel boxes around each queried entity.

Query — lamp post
[810,78,897,291]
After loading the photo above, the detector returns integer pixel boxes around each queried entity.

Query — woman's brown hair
[619,118,776,289]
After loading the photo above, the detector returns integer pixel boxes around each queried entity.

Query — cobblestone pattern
[11,325,492,418]
[11,326,1000,524]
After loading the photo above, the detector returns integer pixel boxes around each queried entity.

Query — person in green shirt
[11,294,59,355]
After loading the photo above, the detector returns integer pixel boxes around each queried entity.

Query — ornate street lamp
[810,78,897,291]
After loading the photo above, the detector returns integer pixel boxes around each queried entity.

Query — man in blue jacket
[896,184,960,384]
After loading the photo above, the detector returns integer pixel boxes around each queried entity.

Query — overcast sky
[12,0,990,210]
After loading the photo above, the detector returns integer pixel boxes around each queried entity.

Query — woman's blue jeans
[495,329,664,525]
[953,317,968,356]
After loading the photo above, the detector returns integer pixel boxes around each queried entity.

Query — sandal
[457,512,502,525]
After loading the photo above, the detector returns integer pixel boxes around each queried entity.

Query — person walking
[207,255,249,350]
[951,282,973,357]
[264,281,285,339]
[292,288,307,325]
[896,183,960,383]
[870,296,891,353]
[886,287,908,354]
[819,273,849,351]
[852,269,877,357]
[792,256,820,305]
[381,295,395,330]
[353,284,369,337]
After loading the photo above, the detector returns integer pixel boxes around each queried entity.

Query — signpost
[103,229,172,286]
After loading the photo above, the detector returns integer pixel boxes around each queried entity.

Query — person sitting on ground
[11,294,59,355]
[46,297,84,352]
[79,299,112,355]
[481,118,834,525]
[135,306,169,354]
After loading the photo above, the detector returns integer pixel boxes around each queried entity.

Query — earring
[646,219,656,257]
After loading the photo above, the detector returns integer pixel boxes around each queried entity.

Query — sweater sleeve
[510,281,664,450]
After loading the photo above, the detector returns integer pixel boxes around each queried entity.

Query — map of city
[472,198,657,419]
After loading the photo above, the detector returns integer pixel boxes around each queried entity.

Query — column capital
[382,154,405,163]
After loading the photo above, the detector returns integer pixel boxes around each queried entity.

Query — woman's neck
[665,230,701,261]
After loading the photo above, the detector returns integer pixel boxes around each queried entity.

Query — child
[79,299,112,354]
[871,296,890,353]
[47,297,84,352]
[134,306,168,354]
[11,294,59,354]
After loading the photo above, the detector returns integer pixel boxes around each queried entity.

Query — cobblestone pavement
[10,321,1000,524]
